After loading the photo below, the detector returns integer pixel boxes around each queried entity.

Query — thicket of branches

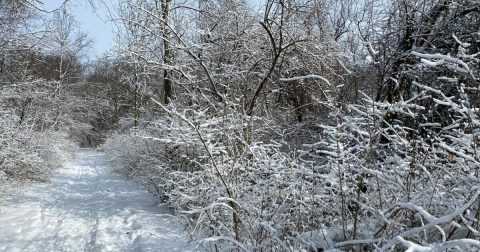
[100,0,480,250]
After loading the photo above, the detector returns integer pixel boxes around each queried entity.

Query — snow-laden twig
[412,51,475,78]
[380,190,480,251]
[280,75,331,86]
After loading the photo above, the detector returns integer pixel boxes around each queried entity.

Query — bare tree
[48,6,91,94]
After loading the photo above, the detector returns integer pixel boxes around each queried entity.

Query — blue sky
[42,0,116,57]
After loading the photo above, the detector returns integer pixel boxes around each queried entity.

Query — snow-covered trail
[0,149,191,252]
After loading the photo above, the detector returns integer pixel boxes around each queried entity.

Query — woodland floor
[0,149,191,252]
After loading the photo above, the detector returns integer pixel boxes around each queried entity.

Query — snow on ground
[0,149,192,252]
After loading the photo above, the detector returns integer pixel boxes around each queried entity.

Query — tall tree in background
[48,6,91,94]
[156,0,173,104]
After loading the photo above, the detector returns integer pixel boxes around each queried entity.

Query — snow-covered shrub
[103,100,310,248]
[0,129,74,183]
[0,108,75,183]
[103,45,480,251]
[297,38,480,250]
[100,95,365,250]
[303,89,480,250]
[104,47,480,251]
[0,80,77,184]
[119,97,478,249]
[103,130,171,198]
[103,87,480,250]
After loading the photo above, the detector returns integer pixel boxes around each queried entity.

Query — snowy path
[0,149,191,252]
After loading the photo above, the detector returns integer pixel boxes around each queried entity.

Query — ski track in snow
[0,149,192,252]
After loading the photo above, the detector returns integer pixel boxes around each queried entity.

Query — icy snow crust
[0,149,191,252]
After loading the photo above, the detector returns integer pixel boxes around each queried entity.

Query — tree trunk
[161,0,173,104]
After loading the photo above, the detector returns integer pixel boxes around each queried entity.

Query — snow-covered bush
[0,79,77,185]
[303,90,480,250]
[103,130,170,197]
[298,37,480,250]
[104,52,480,251]
[0,109,75,183]
[103,100,325,249]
